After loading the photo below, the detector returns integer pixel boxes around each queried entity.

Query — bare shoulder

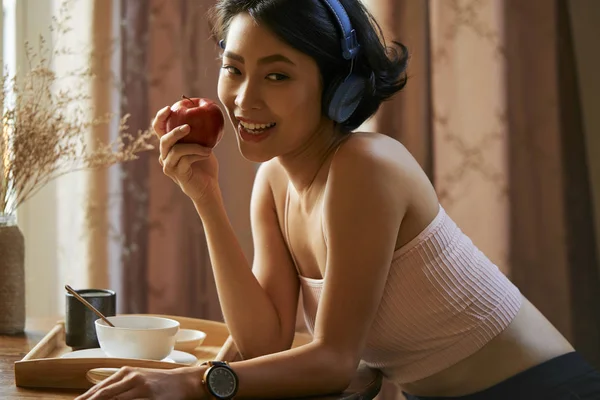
[329,132,427,187]
[254,159,287,193]
[324,133,411,214]
[326,132,439,223]
[252,159,289,217]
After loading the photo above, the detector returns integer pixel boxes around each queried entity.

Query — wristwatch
[201,361,239,399]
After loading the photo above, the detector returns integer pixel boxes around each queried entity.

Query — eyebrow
[223,51,296,67]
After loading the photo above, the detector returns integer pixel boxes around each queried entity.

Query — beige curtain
[430,0,510,274]
[87,0,112,289]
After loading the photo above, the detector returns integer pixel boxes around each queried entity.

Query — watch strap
[201,360,229,367]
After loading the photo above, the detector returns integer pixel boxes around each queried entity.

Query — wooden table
[1,317,382,399]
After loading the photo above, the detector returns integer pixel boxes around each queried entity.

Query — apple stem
[181,95,194,106]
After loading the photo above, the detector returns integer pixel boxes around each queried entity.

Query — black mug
[65,289,116,350]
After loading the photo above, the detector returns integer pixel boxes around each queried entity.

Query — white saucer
[61,348,198,365]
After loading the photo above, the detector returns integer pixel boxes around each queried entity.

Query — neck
[277,121,347,196]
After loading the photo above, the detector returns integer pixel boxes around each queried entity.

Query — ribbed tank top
[295,205,523,384]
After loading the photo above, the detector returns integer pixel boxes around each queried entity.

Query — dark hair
[208,0,408,132]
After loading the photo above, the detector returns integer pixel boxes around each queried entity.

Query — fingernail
[162,105,170,112]
[180,125,190,133]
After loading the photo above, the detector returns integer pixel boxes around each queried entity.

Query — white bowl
[95,315,180,360]
[174,329,207,352]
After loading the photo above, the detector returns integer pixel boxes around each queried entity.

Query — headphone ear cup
[322,74,344,120]
[323,74,366,123]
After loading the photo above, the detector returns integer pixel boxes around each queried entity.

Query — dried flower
[0,0,155,216]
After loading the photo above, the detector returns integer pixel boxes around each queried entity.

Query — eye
[266,73,289,82]
[221,65,240,75]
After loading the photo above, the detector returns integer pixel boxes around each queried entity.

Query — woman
[77,0,600,399]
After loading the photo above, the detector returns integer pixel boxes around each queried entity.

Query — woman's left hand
[75,366,205,400]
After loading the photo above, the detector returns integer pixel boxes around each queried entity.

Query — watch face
[208,366,237,398]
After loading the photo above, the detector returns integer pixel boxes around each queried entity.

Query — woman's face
[217,13,332,162]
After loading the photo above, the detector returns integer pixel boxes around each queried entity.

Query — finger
[76,367,130,399]
[100,386,149,400]
[175,154,208,177]
[159,124,190,160]
[151,106,172,137]
[166,143,212,157]
[162,145,211,176]
[85,375,137,400]
[163,153,209,178]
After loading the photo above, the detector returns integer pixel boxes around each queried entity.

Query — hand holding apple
[165,95,225,148]
[153,98,222,206]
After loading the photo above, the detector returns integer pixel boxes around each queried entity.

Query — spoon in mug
[64,284,115,327]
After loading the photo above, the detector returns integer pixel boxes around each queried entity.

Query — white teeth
[239,121,275,130]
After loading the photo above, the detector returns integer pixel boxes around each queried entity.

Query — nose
[234,80,262,111]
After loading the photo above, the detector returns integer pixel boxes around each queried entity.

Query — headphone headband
[219,1,360,60]
[320,0,360,60]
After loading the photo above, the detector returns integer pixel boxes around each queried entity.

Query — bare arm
[150,106,299,359]
[76,136,412,400]
[195,162,300,359]
[191,137,409,398]
[215,335,243,362]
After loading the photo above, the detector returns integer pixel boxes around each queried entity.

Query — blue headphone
[319,0,365,124]
[219,0,365,124]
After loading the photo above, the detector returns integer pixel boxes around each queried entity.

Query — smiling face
[217,12,334,163]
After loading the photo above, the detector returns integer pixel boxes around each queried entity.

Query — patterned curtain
[429,0,510,274]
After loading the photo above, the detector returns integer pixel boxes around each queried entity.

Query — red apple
[165,95,225,148]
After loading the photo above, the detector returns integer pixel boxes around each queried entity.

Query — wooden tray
[15,314,311,390]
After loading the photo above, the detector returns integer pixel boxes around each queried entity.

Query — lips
[237,121,276,143]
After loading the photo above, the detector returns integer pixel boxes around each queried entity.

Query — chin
[236,141,277,163]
